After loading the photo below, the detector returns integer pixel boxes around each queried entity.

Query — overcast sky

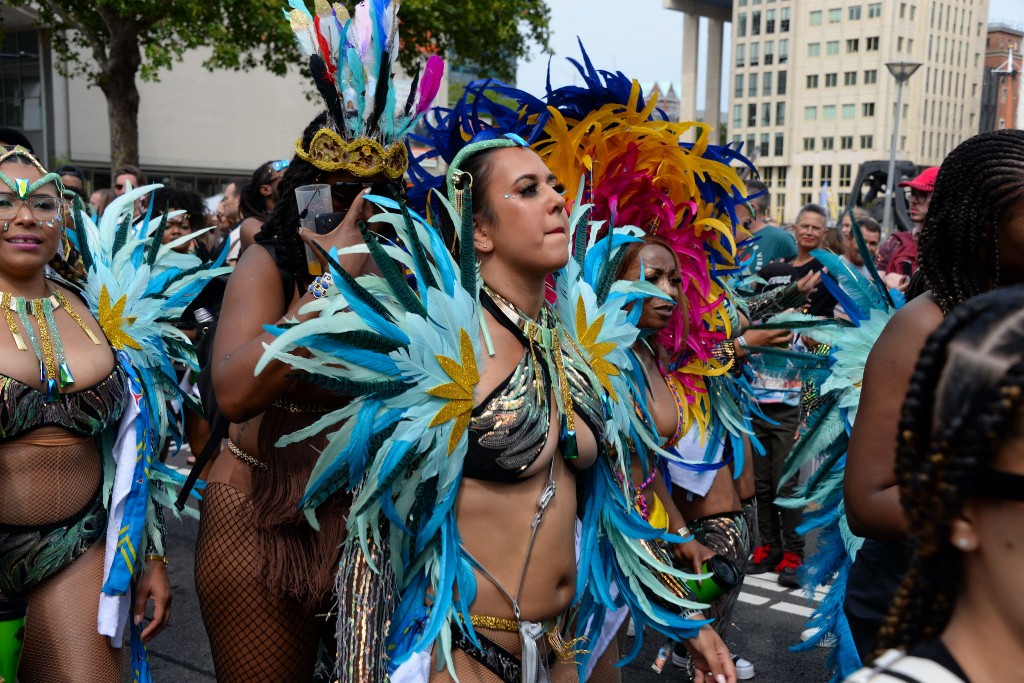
[516,0,1024,111]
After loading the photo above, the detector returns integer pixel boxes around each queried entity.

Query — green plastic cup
[0,598,28,683]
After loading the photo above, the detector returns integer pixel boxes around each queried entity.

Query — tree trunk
[96,18,142,170]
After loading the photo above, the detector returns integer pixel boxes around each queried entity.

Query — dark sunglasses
[330,181,405,206]
[977,470,1024,502]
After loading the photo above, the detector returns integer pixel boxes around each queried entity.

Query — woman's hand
[684,623,737,683]
[673,537,717,575]
[134,558,172,642]
[795,269,821,297]
[298,188,375,274]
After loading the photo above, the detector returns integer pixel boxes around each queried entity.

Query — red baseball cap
[898,166,938,192]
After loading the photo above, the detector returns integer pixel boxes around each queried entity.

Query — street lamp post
[882,61,922,234]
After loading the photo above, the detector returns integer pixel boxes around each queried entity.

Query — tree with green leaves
[8,0,551,169]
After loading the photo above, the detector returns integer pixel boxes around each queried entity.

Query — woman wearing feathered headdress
[191,1,443,680]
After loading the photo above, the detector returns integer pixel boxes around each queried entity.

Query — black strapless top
[464,294,605,483]
[0,364,128,442]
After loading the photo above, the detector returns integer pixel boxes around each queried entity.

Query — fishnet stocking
[431,625,579,682]
[0,433,101,526]
[195,482,329,682]
[585,621,626,683]
[15,543,123,682]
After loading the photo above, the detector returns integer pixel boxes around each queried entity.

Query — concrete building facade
[727,0,990,223]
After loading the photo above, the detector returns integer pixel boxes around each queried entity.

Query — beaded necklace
[1,289,101,402]
[482,284,580,460]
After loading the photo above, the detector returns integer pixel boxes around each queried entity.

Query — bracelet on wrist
[145,554,168,566]
[676,525,691,538]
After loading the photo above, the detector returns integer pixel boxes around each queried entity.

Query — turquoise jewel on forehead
[15,178,29,198]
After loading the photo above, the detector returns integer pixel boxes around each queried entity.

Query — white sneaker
[671,650,688,668]
[734,656,755,680]
[800,626,837,648]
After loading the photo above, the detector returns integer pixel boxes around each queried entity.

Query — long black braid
[876,285,1024,654]
[255,111,331,277]
[918,129,1024,313]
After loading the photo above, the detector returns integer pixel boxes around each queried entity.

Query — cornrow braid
[876,286,1024,655]
[918,129,1024,314]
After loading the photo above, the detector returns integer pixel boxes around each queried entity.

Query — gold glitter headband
[295,129,409,179]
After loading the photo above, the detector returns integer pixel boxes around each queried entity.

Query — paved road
[150,503,830,682]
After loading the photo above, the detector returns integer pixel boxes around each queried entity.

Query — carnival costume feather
[61,182,225,682]
[744,217,901,681]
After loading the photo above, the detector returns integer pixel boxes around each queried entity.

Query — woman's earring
[956,537,970,549]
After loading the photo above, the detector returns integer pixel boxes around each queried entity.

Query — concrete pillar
[680,11,700,123]
[705,16,724,136]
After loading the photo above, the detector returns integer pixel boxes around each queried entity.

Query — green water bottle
[683,554,742,603]
[0,598,28,683]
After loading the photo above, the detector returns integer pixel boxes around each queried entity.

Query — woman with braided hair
[844,129,1024,659]
[845,285,1024,682]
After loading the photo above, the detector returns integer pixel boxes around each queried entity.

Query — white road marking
[737,592,771,606]
[770,602,816,617]
[743,575,790,592]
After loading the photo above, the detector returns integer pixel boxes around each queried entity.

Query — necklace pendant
[58,362,75,387]
[44,376,60,403]
[560,416,578,460]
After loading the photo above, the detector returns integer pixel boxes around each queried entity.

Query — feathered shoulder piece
[65,185,227,683]
[285,0,444,178]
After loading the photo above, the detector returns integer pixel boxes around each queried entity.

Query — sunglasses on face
[329,181,405,206]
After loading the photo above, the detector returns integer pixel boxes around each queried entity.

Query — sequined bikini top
[0,364,127,442]
[464,293,605,483]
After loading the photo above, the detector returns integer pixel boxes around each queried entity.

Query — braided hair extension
[918,129,1024,314]
[437,147,502,256]
[255,112,331,277]
[876,285,1024,654]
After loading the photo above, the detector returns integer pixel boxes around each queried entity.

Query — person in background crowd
[234,161,287,262]
[55,165,87,202]
[840,215,882,279]
[875,167,938,278]
[151,186,207,255]
[748,204,835,588]
[840,207,873,241]
[113,164,146,217]
[736,180,796,273]
[822,226,845,255]
[216,178,246,264]
[846,286,1024,683]
[845,130,1024,663]
[89,188,116,219]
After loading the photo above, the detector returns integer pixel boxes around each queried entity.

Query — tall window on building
[736,44,746,67]
[777,167,788,189]
[734,104,743,129]
[752,11,761,35]
[766,9,776,33]
[774,133,785,156]
[751,42,761,65]
[735,74,745,98]
[777,70,788,95]
[781,7,791,31]
[749,73,759,97]
[760,133,770,156]
[810,10,823,26]
[765,41,775,65]
[802,165,814,188]
[762,102,772,125]
[738,13,747,37]
[747,134,756,153]
[779,39,789,63]
[844,71,857,86]
[820,165,833,185]
[0,31,44,155]
[748,103,757,126]
[776,101,786,125]
[763,72,773,96]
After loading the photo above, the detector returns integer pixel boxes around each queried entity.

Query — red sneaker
[776,551,803,588]
[747,544,781,574]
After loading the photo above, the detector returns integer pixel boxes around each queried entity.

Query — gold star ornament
[427,328,479,455]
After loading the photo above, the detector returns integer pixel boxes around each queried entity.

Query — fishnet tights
[194,482,331,683]
[430,625,579,683]
[0,433,100,526]
[585,622,626,683]
[14,543,123,682]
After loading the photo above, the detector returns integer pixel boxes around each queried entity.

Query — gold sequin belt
[227,439,268,471]
[465,613,589,663]
[271,399,331,414]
